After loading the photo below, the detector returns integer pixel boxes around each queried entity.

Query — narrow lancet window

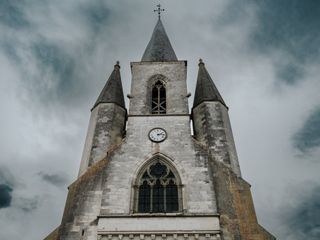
[135,159,180,213]
[151,81,166,114]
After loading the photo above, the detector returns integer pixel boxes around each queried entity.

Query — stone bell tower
[45,9,275,240]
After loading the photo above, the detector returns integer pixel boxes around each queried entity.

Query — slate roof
[92,62,126,110]
[142,19,178,62]
[193,59,227,108]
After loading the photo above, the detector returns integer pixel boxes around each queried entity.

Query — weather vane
[154,4,165,19]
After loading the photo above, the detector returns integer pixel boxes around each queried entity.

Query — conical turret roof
[193,59,226,108]
[92,62,125,110]
[142,19,177,62]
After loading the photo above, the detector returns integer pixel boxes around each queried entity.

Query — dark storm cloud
[275,62,304,85]
[0,0,30,29]
[250,0,320,85]
[293,107,320,152]
[222,0,320,85]
[38,172,68,188]
[29,40,77,102]
[80,0,111,34]
[0,0,116,113]
[0,184,13,208]
[284,185,320,239]
[0,168,15,208]
[252,0,320,85]
[250,0,320,61]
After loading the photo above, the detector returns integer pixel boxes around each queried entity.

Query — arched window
[151,80,166,114]
[135,159,181,213]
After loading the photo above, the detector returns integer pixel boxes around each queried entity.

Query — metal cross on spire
[154,4,165,19]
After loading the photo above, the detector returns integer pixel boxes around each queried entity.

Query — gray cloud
[79,0,111,34]
[29,39,77,102]
[251,0,320,85]
[16,196,40,212]
[250,0,320,61]
[221,0,320,85]
[0,0,30,29]
[283,185,320,239]
[38,172,68,188]
[0,0,112,114]
[293,107,320,152]
[276,62,305,85]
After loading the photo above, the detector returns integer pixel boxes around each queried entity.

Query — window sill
[131,212,184,217]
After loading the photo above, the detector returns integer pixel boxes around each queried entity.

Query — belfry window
[136,159,181,213]
[151,81,166,114]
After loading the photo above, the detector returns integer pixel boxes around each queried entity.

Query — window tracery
[135,159,181,213]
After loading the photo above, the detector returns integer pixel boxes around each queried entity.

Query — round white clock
[149,128,167,142]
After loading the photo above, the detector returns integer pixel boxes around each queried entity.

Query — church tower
[45,9,275,240]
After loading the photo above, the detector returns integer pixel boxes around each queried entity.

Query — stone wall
[58,158,108,240]
[99,115,218,215]
[129,61,188,115]
[78,103,126,176]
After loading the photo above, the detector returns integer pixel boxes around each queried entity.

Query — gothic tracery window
[136,160,180,213]
[151,80,166,114]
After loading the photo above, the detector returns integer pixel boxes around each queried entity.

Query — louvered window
[151,81,166,114]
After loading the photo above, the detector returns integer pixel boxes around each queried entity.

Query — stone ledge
[98,216,220,233]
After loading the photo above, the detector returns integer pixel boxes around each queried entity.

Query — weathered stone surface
[79,103,126,176]
[209,159,276,240]
[99,115,217,215]
[44,227,59,240]
[129,61,188,115]
[192,101,241,176]
[58,158,109,240]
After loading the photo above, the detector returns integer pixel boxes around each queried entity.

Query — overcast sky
[0,1,319,239]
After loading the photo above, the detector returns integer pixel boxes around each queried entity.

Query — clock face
[149,128,167,142]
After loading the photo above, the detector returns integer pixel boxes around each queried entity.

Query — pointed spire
[142,19,178,62]
[193,59,227,108]
[92,61,125,110]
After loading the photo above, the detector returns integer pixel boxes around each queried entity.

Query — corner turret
[78,62,127,176]
[192,59,241,176]
[193,59,226,108]
[92,61,125,109]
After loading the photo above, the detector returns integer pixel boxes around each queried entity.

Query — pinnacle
[193,59,226,108]
[92,61,126,110]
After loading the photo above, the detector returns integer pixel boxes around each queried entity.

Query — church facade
[45,16,275,240]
